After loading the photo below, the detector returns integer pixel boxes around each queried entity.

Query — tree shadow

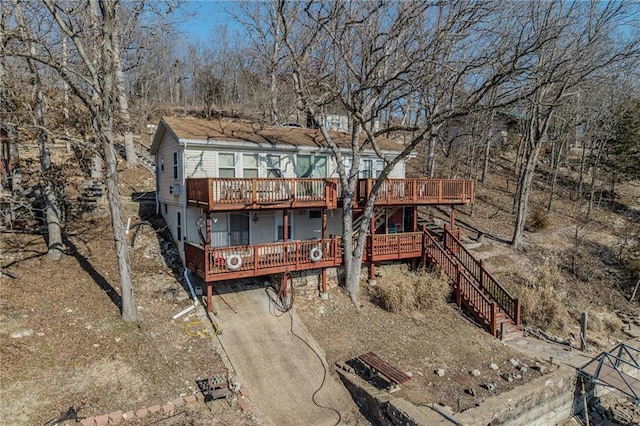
[62,235,122,313]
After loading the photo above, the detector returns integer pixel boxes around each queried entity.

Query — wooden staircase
[353,207,400,237]
[422,225,521,339]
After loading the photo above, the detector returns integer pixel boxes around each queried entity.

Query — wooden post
[491,302,498,337]
[479,259,484,291]
[321,267,327,293]
[283,209,289,242]
[455,264,462,308]
[580,312,588,351]
[515,299,521,326]
[207,284,213,313]
[412,206,418,232]
[322,208,327,239]
[450,206,456,229]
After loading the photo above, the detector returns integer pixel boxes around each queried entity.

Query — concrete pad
[214,287,361,426]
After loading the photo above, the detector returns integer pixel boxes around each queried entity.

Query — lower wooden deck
[185,232,424,283]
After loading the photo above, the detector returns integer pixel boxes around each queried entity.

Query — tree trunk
[114,32,137,168]
[512,149,539,248]
[427,134,436,178]
[99,117,137,321]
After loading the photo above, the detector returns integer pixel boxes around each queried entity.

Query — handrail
[204,237,341,276]
[357,178,474,204]
[423,228,496,334]
[370,232,423,257]
[186,178,338,209]
[443,228,520,326]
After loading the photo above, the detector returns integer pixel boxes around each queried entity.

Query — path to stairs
[211,285,364,426]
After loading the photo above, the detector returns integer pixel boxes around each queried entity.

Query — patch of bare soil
[0,165,252,425]
[297,264,552,413]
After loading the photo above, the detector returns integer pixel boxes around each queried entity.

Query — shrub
[525,208,552,232]
[377,267,450,313]
[516,259,569,332]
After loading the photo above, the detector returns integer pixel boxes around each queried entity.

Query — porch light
[252,213,259,223]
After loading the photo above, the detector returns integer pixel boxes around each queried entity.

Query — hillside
[1,133,638,424]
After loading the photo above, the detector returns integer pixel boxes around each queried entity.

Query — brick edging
[76,387,252,425]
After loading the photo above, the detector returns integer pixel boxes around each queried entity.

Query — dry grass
[377,266,451,313]
[513,258,571,332]
[525,208,552,232]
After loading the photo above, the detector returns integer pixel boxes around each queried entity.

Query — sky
[174,1,247,41]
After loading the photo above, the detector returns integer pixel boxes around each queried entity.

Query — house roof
[151,116,406,154]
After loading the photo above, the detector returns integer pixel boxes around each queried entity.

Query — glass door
[229,213,249,246]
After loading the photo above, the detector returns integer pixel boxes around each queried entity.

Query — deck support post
[412,206,418,232]
[322,209,327,239]
[450,206,456,229]
[321,267,327,295]
[283,209,289,242]
[207,284,213,314]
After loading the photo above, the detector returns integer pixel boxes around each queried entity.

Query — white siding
[293,209,323,240]
[156,131,182,205]
[185,147,217,178]
[326,209,343,237]
[251,212,276,244]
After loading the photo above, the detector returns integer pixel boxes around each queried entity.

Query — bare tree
[510,1,640,248]
[7,0,140,321]
[278,0,546,302]
[12,1,64,260]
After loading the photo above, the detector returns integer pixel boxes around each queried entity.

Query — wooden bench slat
[358,351,411,385]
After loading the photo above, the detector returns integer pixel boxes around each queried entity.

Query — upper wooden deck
[186,178,339,211]
[186,177,474,211]
[355,179,474,206]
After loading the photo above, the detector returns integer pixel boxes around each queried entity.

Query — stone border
[76,388,251,425]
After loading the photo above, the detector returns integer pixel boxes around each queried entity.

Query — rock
[501,373,513,382]
[481,383,496,392]
[470,369,481,377]
[465,388,476,397]
[509,358,520,367]
[10,329,33,339]
[518,365,528,375]
[435,368,446,377]
[488,363,499,370]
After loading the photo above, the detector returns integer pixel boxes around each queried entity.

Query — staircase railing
[443,227,521,327]
[423,227,498,335]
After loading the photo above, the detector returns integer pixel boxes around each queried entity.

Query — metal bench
[357,351,411,392]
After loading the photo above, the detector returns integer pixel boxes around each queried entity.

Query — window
[176,212,182,241]
[296,155,327,178]
[242,154,258,178]
[160,155,164,172]
[219,153,235,178]
[266,154,282,177]
[172,152,180,179]
[359,158,384,178]
[309,210,322,219]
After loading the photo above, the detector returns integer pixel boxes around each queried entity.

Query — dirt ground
[0,165,254,425]
[296,266,553,413]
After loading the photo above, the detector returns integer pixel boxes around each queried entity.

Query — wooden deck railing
[186,178,338,210]
[443,228,521,326]
[423,228,497,335]
[370,232,423,259]
[185,238,342,281]
[357,179,474,205]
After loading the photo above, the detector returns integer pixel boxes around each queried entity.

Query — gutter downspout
[182,140,187,265]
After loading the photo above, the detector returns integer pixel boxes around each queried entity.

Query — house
[150,116,475,315]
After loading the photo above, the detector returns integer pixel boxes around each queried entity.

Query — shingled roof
[154,116,405,152]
